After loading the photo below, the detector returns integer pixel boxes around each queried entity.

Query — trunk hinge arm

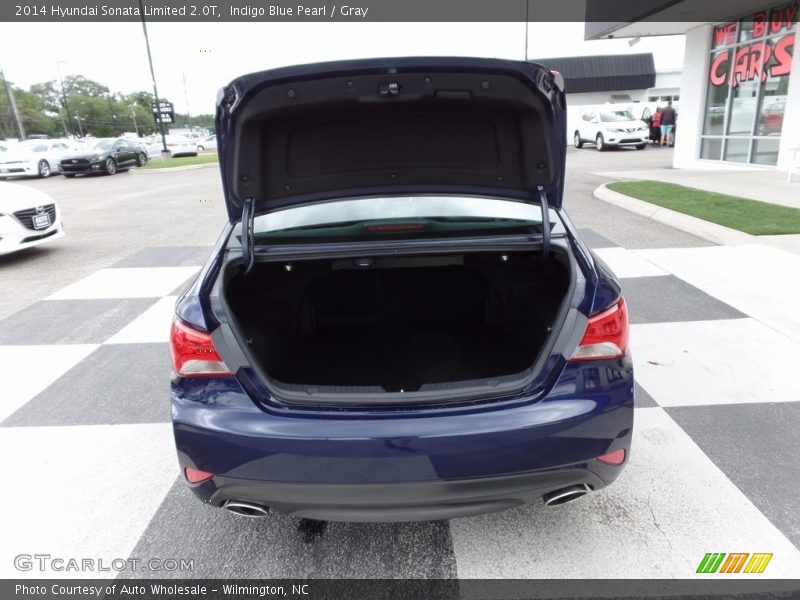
[241,197,255,274]
[537,185,550,260]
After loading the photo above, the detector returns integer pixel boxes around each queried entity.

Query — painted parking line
[105,296,177,344]
[593,247,669,278]
[46,267,199,300]
[631,318,800,407]
[634,245,800,342]
[0,344,98,423]
[449,407,800,578]
[0,423,178,579]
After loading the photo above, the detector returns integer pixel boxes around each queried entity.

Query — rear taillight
[170,317,232,377]
[570,298,629,362]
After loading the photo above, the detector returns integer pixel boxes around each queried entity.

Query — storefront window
[727,79,759,135]
[700,4,796,166]
[700,138,723,160]
[752,138,781,164]
[723,138,750,162]
[703,52,730,135]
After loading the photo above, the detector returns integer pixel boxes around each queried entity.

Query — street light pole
[137,0,168,156]
[56,61,74,137]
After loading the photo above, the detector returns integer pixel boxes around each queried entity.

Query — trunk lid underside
[216,57,567,219]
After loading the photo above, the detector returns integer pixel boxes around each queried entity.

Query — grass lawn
[142,153,219,169]
[607,180,800,236]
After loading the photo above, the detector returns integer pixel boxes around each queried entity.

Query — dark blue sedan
[170,57,633,521]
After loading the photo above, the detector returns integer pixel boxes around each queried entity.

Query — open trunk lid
[215,56,567,222]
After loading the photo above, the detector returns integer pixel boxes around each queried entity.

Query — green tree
[0,81,61,138]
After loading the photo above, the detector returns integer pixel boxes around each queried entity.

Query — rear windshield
[251,195,557,244]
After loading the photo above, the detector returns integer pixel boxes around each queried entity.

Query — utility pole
[106,87,117,136]
[138,0,168,156]
[129,105,139,136]
[182,72,192,129]
[0,66,25,140]
[56,61,74,136]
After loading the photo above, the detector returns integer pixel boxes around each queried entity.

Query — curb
[593,183,755,246]
[136,162,219,174]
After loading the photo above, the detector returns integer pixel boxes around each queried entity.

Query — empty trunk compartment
[224,250,571,395]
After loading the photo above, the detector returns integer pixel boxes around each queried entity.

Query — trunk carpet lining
[269,320,536,392]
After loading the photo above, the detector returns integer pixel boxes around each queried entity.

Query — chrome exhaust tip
[223,500,269,518]
[542,484,591,507]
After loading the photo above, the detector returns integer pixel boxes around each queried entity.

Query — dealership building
[587,0,799,172]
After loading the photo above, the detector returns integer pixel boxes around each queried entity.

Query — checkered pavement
[1,235,799,580]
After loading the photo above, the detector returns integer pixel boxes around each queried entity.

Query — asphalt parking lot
[2,147,799,579]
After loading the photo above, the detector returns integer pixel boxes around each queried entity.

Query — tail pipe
[223,500,270,518]
[542,484,592,507]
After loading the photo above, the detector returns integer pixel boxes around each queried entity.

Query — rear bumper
[206,468,611,522]
[172,359,634,521]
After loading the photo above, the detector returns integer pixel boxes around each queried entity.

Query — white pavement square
[631,318,800,407]
[449,408,800,579]
[0,423,179,579]
[592,247,669,279]
[634,245,800,342]
[104,296,177,344]
[0,344,98,423]
[45,267,199,300]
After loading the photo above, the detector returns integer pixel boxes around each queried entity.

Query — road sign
[152,101,175,125]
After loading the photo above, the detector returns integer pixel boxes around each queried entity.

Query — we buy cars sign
[152,101,175,124]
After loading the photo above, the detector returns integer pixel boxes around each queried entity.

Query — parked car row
[0,137,151,179]
[0,139,78,179]
[59,138,148,177]
[141,133,216,156]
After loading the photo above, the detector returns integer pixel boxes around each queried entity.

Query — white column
[673,24,713,169]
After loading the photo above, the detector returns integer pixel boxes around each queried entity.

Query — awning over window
[530,53,656,93]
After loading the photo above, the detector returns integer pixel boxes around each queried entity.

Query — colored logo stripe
[744,553,773,574]
[696,552,772,574]
[720,553,749,573]
[697,553,726,573]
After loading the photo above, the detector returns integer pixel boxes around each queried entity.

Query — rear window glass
[251,195,560,244]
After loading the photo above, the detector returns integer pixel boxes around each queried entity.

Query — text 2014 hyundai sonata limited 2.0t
[170,57,633,522]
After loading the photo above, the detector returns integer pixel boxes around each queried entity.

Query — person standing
[650,107,662,146]
[660,101,677,147]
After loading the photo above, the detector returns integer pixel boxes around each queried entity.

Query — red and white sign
[709,3,797,87]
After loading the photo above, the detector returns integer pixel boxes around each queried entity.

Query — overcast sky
[0,21,685,115]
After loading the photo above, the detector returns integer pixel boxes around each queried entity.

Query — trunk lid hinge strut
[537,185,550,260]
[242,197,256,274]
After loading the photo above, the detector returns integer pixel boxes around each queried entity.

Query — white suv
[574,108,649,151]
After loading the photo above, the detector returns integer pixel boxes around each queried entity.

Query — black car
[59,138,147,177]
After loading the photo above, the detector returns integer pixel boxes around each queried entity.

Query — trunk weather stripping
[537,186,550,260]
[241,197,255,274]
